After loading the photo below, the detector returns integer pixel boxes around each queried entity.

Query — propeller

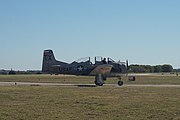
[126,60,129,70]
[126,60,129,78]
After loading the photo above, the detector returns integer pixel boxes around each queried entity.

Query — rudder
[42,49,56,72]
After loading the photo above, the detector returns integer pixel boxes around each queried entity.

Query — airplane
[42,49,129,86]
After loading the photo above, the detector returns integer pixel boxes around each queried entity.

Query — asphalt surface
[1,82,180,87]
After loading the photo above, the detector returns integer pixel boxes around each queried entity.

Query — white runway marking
[0,82,180,87]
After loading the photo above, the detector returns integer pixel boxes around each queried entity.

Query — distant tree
[130,65,146,73]
[150,66,154,73]
[129,65,139,73]
[143,65,153,73]
[138,65,146,73]
[161,64,173,72]
[153,65,162,73]
[129,64,173,73]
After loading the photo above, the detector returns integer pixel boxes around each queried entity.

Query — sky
[0,0,180,70]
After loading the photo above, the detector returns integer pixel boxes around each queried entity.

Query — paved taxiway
[0,82,180,87]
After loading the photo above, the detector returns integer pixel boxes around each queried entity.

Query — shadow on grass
[76,85,97,87]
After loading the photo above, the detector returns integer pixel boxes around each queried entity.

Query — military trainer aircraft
[42,49,129,86]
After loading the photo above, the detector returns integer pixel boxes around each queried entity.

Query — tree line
[129,64,173,73]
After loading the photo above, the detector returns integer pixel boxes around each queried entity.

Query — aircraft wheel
[95,74,104,86]
[94,80,103,86]
[118,81,123,86]
[98,83,103,86]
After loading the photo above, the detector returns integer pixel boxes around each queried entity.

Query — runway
[1,82,180,87]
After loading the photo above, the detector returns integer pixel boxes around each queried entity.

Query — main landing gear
[94,74,124,86]
[95,74,104,86]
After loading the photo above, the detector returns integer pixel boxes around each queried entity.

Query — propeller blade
[126,60,129,78]
[126,60,129,70]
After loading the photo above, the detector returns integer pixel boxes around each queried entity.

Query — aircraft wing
[90,64,113,75]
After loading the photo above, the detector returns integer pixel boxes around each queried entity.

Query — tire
[94,80,103,86]
[118,81,123,86]
[95,74,104,86]
[98,83,103,86]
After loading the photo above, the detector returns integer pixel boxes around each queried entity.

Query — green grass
[0,75,95,84]
[0,75,180,119]
[0,86,180,120]
[122,76,180,85]
[0,74,180,85]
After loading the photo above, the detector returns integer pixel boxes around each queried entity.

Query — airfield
[0,74,180,120]
[1,82,180,88]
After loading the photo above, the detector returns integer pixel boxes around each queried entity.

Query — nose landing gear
[117,76,123,86]
[117,80,123,86]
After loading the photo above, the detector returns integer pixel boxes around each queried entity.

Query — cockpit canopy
[95,57,116,64]
[72,56,126,66]
[74,57,90,63]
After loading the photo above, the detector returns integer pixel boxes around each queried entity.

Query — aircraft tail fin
[42,49,68,73]
[42,49,57,72]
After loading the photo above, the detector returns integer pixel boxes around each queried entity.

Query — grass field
[0,75,180,120]
[0,74,180,85]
